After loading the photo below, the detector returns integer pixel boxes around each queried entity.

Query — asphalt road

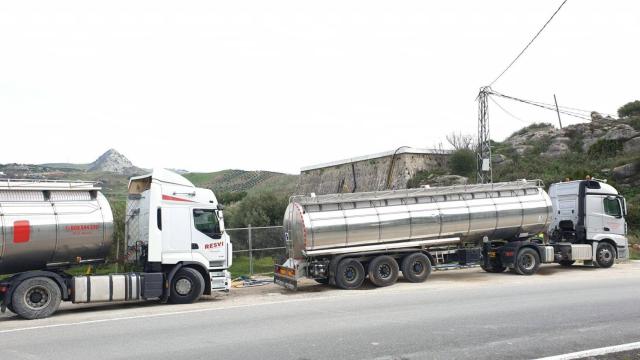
[1,262,639,360]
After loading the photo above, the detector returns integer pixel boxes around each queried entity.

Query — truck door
[585,195,604,240]
[191,209,226,265]
[602,196,625,236]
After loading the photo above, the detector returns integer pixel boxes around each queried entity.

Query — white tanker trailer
[0,169,232,319]
[275,179,629,290]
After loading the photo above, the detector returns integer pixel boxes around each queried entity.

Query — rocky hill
[87,149,140,174]
[493,112,640,188]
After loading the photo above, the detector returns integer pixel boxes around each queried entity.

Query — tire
[480,263,507,273]
[314,278,329,285]
[335,258,365,290]
[11,277,61,320]
[515,248,540,275]
[559,260,575,267]
[169,267,205,304]
[595,242,616,268]
[401,253,432,283]
[368,255,399,287]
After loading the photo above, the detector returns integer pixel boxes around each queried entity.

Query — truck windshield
[193,209,221,238]
[603,197,622,217]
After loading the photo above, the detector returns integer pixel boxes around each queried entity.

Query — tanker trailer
[0,169,232,319]
[274,179,629,290]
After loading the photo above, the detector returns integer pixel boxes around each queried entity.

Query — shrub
[448,149,476,178]
[618,100,640,118]
[587,139,623,158]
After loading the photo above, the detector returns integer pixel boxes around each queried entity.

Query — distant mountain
[87,149,139,174]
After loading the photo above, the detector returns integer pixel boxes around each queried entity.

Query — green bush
[618,100,640,118]
[448,149,476,178]
[218,191,247,205]
[629,117,640,131]
[587,139,623,158]
[226,192,289,228]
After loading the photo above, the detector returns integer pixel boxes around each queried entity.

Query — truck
[0,168,232,319]
[274,179,629,290]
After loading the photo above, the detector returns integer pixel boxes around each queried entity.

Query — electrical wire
[489,96,530,124]
[489,0,569,87]
[489,90,592,121]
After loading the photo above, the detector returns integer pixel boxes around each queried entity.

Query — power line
[489,90,591,121]
[489,0,569,87]
[489,96,529,124]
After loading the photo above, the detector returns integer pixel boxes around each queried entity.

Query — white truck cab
[548,179,629,264]
[127,168,232,294]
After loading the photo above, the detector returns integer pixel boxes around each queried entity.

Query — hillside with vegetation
[407,100,640,258]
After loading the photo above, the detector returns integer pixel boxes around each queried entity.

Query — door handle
[603,227,610,232]
[191,243,199,249]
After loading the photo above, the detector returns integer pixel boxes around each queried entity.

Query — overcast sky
[1,1,638,174]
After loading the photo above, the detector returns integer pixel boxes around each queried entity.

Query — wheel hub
[377,264,391,279]
[175,278,193,296]
[25,286,50,310]
[344,266,356,282]
[412,261,424,274]
[521,254,535,271]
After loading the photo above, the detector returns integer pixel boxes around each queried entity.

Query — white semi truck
[275,179,629,290]
[0,169,232,319]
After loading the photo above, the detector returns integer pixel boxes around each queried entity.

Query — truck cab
[548,179,628,264]
[127,169,233,294]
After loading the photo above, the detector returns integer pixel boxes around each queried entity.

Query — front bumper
[210,270,231,292]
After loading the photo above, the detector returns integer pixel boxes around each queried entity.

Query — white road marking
[534,341,640,360]
[0,296,333,334]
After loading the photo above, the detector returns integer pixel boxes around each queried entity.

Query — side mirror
[217,204,224,211]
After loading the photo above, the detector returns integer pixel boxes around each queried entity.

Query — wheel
[559,260,575,267]
[11,277,61,320]
[314,278,329,285]
[595,242,616,268]
[480,263,507,273]
[368,255,399,287]
[515,248,540,275]
[169,267,205,304]
[401,253,432,283]
[335,258,365,290]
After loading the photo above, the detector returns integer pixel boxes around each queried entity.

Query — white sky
[1,1,638,174]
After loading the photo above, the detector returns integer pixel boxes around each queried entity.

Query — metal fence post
[248,224,253,276]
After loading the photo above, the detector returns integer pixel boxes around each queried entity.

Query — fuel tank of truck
[0,180,113,274]
[283,180,552,258]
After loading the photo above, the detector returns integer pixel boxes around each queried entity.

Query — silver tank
[0,180,113,274]
[284,180,552,258]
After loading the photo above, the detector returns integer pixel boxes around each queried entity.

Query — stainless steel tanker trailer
[0,169,232,319]
[275,179,629,290]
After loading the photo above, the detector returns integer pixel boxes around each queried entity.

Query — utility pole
[553,94,563,129]
[477,87,492,184]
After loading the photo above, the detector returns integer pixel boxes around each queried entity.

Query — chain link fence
[226,225,286,276]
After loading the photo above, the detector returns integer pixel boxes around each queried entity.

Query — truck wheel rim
[377,264,391,279]
[175,278,193,296]
[598,248,613,263]
[412,261,424,274]
[344,266,357,282]
[25,286,51,310]
[521,254,535,271]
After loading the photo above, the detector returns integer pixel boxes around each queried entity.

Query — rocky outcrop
[542,137,571,158]
[613,162,640,180]
[623,137,640,154]
[502,117,640,155]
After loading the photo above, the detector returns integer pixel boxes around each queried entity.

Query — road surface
[1,262,639,360]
